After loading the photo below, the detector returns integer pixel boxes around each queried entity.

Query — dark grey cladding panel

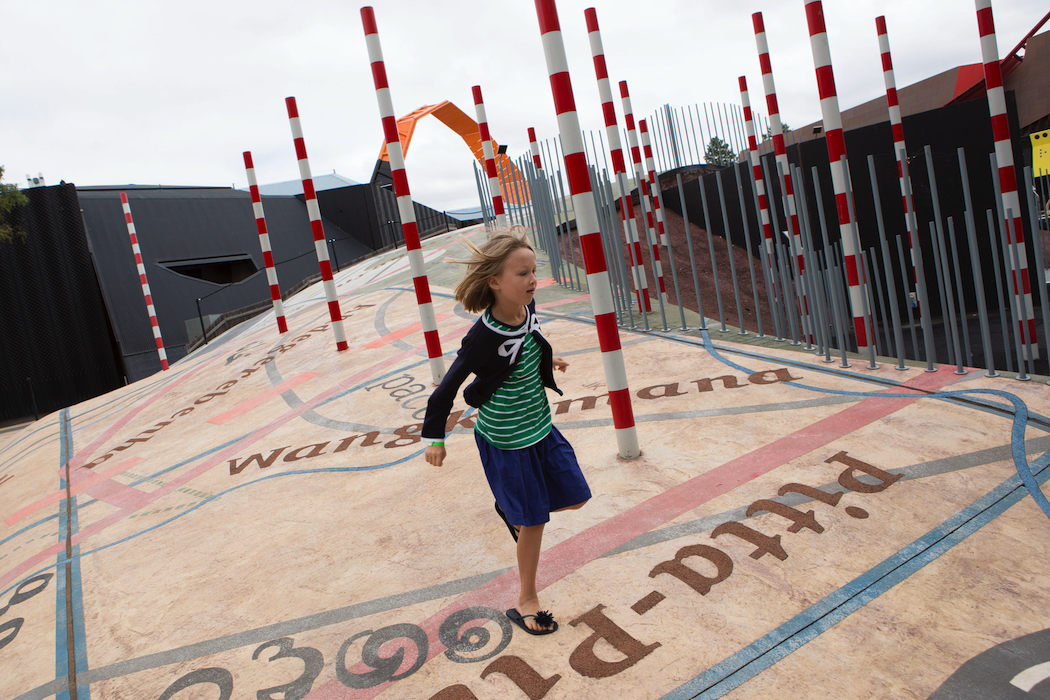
[78,188,367,383]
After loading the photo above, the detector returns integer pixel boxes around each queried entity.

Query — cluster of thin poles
[476,119,1050,383]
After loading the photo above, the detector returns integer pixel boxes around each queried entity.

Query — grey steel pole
[928,221,955,368]
[959,170,998,376]
[841,158,877,368]
[698,174,727,331]
[716,169,747,335]
[1003,211,1031,379]
[987,208,1015,373]
[1023,165,1050,380]
[866,155,907,369]
[896,232,920,362]
[793,169,831,357]
[773,159,812,348]
[946,217,973,366]
[812,169,849,365]
[900,150,937,371]
[734,164,764,337]
[677,173,707,330]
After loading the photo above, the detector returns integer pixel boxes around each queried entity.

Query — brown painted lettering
[215,380,238,391]
[748,368,803,385]
[228,447,289,475]
[427,686,478,700]
[82,453,113,470]
[308,323,330,333]
[333,433,382,451]
[171,407,195,419]
[283,442,331,462]
[692,375,746,392]
[826,451,903,494]
[444,410,476,433]
[480,656,560,699]
[239,368,259,378]
[778,483,844,507]
[551,395,606,415]
[138,421,173,435]
[649,544,733,595]
[194,391,229,405]
[568,604,660,679]
[385,423,423,449]
[746,499,824,534]
[711,522,788,561]
[637,383,688,400]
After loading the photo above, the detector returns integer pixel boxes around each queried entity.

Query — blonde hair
[452,229,534,313]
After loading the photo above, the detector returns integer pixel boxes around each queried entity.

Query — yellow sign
[1031,129,1050,177]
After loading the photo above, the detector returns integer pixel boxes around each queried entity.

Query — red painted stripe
[752,11,765,33]
[371,61,389,91]
[766,92,780,118]
[805,0,826,37]
[479,122,491,141]
[125,212,133,224]
[360,6,378,35]
[402,221,420,247]
[294,137,308,161]
[853,314,868,345]
[814,65,837,99]
[381,115,399,145]
[319,259,333,279]
[412,275,432,305]
[277,316,288,333]
[549,72,576,116]
[594,312,622,352]
[309,219,325,242]
[423,329,442,358]
[835,191,851,229]
[392,168,410,197]
[243,151,254,169]
[984,65,1004,91]
[990,113,1010,140]
[886,86,899,108]
[208,372,321,425]
[285,96,299,119]
[875,15,887,34]
[120,192,129,204]
[528,127,536,141]
[584,7,598,32]
[472,84,483,105]
[976,6,995,37]
[998,162,1018,193]
[269,284,281,300]
[579,232,607,273]
[881,52,893,72]
[607,387,634,429]
[601,101,616,127]
[327,299,343,321]
[536,0,560,35]
[492,196,505,215]
[263,251,275,268]
[759,53,772,77]
[844,252,860,286]
[563,150,592,196]
[825,128,847,161]
[593,54,608,81]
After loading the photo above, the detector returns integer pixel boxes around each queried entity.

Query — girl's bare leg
[552,499,588,513]
[515,523,548,631]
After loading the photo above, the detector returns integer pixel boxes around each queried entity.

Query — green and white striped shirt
[475,310,553,450]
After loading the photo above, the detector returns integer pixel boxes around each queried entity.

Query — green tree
[0,166,28,244]
[704,137,736,168]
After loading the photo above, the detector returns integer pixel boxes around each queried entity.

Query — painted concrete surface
[1,225,1049,700]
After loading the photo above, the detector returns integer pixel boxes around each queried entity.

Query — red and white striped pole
[976,0,1037,355]
[639,119,668,303]
[621,81,663,311]
[473,85,509,230]
[535,0,638,459]
[640,119,669,248]
[739,76,776,282]
[120,192,168,371]
[876,16,918,292]
[803,1,870,347]
[362,7,446,383]
[243,151,289,334]
[754,12,813,342]
[286,97,348,352]
[584,7,649,314]
[528,127,543,171]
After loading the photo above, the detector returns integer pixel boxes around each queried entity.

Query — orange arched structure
[375,101,529,207]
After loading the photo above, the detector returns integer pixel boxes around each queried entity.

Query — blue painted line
[654,331,1050,698]
[661,450,1050,700]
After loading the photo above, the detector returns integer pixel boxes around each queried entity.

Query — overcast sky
[4,0,1046,211]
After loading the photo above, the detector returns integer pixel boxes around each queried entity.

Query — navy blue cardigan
[421,300,562,441]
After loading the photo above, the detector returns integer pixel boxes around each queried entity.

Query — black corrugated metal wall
[0,184,123,423]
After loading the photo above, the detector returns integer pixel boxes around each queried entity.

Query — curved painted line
[700,329,1050,522]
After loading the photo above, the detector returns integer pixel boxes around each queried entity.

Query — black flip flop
[494,501,520,542]
[506,608,558,635]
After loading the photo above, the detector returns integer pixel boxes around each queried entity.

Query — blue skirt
[475,424,591,528]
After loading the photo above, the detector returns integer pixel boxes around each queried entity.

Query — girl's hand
[425,444,446,467]
[553,356,569,373]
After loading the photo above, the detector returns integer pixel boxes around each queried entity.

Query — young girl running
[422,232,590,635]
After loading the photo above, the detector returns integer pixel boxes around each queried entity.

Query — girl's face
[489,247,537,308]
